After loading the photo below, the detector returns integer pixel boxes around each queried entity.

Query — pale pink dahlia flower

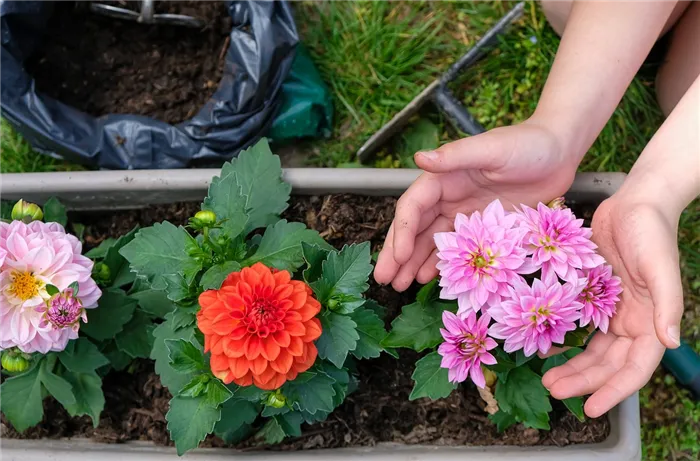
[516,203,604,284]
[0,220,101,353]
[438,310,497,388]
[434,200,535,315]
[488,277,583,357]
[576,265,622,334]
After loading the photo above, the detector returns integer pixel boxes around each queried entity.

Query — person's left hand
[542,191,683,418]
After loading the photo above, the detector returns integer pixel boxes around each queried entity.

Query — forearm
[531,1,677,165]
[618,75,700,219]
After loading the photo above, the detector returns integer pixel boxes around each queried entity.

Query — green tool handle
[661,340,700,399]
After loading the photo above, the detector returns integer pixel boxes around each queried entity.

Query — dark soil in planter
[2,195,609,448]
[26,1,231,124]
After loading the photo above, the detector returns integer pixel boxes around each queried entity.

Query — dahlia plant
[120,139,389,455]
[383,199,622,431]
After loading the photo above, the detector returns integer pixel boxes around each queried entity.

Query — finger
[392,174,441,265]
[538,345,569,359]
[392,217,451,292]
[542,334,613,389]
[414,129,513,174]
[639,221,683,349]
[374,223,400,285]
[416,248,439,284]
[584,335,664,418]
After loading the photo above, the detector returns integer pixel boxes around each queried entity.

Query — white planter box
[0,169,640,460]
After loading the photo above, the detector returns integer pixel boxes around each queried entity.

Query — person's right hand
[374,119,579,291]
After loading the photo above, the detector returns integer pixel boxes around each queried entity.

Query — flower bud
[265,390,287,408]
[482,366,497,388]
[547,197,566,210]
[92,262,111,283]
[11,199,43,223]
[1,350,31,373]
[327,298,340,310]
[43,288,85,330]
[194,210,217,226]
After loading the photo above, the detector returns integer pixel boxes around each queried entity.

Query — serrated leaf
[43,197,67,226]
[382,301,456,352]
[243,220,331,273]
[163,273,197,303]
[130,288,176,318]
[515,350,534,367]
[562,326,591,348]
[85,238,117,259]
[171,305,198,331]
[99,342,132,371]
[489,410,518,432]
[115,310,156,358]
[0,363,44,432]
[200,261,241,290]
[231,384,267,401]
[202,162,249,241]
[233,138,291,233]
[316,362,350,408]
[416,279,439,305]
[311,243,372,305]
[487,347,517,374]
[409,351,456,401]
[62,371,105,427]
[103,227,139,287]
[283,371,336,415]
[167,396,222,455]
[39,356,76,408]
[363,299,387,320]
[399,118,439,168]
[180,376,209,398]
[151,316,199,393]
[495,366,552,430]
[166,339,205,374]
[541,348,585,422]
[258,412,303,444]
[349,307,386,359]
[262,405,290,417]
[315,312,359,368]
[119,222,203,290]
[57,338,110,374]
[80,289,138,341]
[204,379,234,407]
[215,398,259,443]
[301,242,330,284]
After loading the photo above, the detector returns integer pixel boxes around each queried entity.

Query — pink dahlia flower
[0,220,101,353]
[488,277,583,357]
[434,200,535,315]
[516,203,604,284]
[577,265,622,334]
[438,310,497,388]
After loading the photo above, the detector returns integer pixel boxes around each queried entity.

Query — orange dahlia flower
[197,263,322,390]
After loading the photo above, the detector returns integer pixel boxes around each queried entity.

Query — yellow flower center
[473,255,488,268]
[8,271,41,301]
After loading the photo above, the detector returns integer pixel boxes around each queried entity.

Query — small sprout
[11,199,43,223]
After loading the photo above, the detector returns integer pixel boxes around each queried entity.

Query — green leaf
[200,261,241,290]
[317,362,350,408]
[171,305,198,331]
[85,238,117,259]
[301,242,330,284]
[231,384,267,401]
[382,301,456,352]
[283,371,336,415]
[489,410,518,432]
[115,310,156,358]
[204,379,234,407]
[119,222,203,290]
[103,227,139,287]
[62,371,105,427]
[99,342,132,371]
[409,351,456,401]
[541,348,585,422]
[363,299,387,320]
[233,138,292,233]
[130,288,176,318]
[416,279,439,305]
[399,118,439,168]
[315,312,359,368]
[487,347,517,374]
[562,396,585,422]
[0,363,44,432]
[72,223,86,242]
[39,356,76,408]
[214,399,259,443]
[80,288,138,341]
[262,405,290,417]
[562,326,591,348]
[46,284,59,296]
[43,197,67,226]
[515,350,535,367]
[258,412,303,444]
[57,338,110,374]
[202,162,249,241]
[151,316,199,393]
[495,366,552,430]
[243,220,331,273]
[349,306,386,359]
[179,376,210,398]
[163,273,197,303]
[311,243,372,305]
[167,395,222,455]
[166,339,206,374]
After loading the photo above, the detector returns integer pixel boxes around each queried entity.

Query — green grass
[1,2,699,458]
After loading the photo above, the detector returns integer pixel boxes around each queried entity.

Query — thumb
[414,128,514,173]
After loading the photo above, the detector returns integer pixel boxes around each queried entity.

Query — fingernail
[667,325,681,347]
[417,151,438,160]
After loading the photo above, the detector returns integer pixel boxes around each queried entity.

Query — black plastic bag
[0,1,298,169]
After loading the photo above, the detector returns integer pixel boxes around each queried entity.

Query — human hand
[542,193,683,418]
[374,119,579,291]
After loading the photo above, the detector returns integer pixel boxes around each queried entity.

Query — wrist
[524,113,585,172]
[615,171,686,225]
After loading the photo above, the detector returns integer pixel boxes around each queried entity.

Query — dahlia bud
[547,197,566,210]
[265,389,287,408]
[11,199,43,223]
[482,366,497,388]
[189,210,217,231]
[1,350,31,373]
[44,288,85,330]
[92,262,111,283]
[327,298,340,310]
